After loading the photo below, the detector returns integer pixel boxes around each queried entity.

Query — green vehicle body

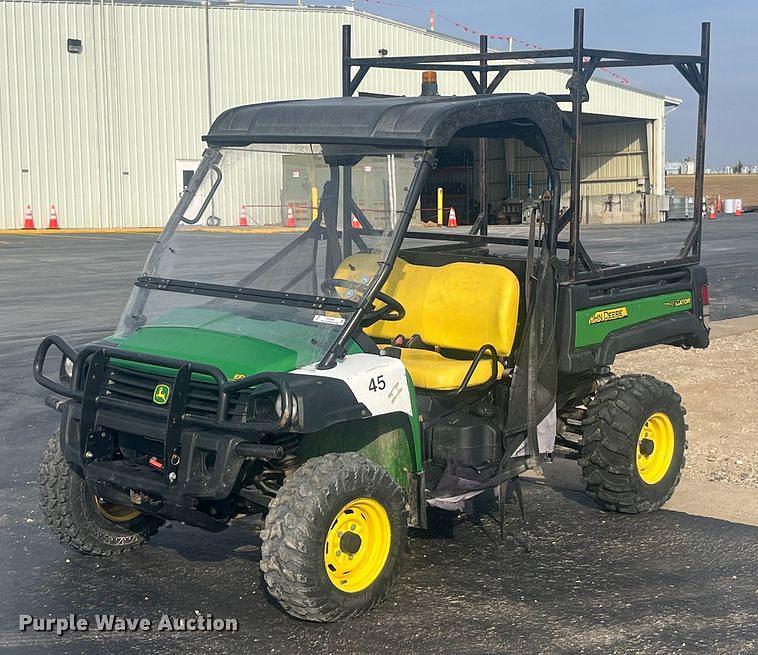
[574,290,694,349]
[33,91,710,536]
[96,282,704,496]
[108,308,362,379]
[105,308,423,492]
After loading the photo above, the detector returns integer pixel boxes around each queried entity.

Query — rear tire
[38,435,161,555]
[260,452,407,622]
[580,374,687,513]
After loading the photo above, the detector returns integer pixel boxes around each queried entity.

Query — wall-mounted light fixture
[67,38,82,54]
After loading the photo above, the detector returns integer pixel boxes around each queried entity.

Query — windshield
[115,144,425,369]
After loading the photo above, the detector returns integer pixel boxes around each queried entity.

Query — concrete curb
[0,226,307,236]
[0,228,162,235]
[523,460,758,527]
[708,313,758,338]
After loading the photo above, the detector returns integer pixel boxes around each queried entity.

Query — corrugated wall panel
[108,4,207,229]
[512,121,649,200]
[0,1,666,229]
[1,1,107,229]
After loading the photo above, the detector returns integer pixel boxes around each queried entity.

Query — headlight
[274,394,298,422]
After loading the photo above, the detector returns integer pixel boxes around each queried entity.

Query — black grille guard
[33,334,295,437]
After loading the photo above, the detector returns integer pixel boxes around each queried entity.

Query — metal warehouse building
[1,0,678,229]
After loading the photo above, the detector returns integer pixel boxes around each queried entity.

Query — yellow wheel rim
[324,498,391,593]
[636,412,675,485]
[94,496,141,523]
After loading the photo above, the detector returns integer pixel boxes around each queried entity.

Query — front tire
[38,435,161,555]
[260,452,407,622]
[580,374,687,513]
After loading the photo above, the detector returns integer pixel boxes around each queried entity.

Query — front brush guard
[34,334,295,486]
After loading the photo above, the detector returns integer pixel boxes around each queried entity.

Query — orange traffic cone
[708,205,716,220]
[735,205,742,217]
[351,213,361,229]
[447,206,458,227]
[286,205,296,227]
[239,205,248,226]
[48,205,60,229]
[22,205,35,230]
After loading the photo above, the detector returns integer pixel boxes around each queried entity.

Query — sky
[256,0,757,167]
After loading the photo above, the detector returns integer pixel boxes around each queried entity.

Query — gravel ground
[616,329,758,488]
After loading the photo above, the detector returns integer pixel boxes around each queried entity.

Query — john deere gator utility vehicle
[35,10,712,621]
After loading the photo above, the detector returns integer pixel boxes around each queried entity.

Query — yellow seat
[391,348,505,391]
[334,254,520,391]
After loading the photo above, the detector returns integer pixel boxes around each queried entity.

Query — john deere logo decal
[153,384,171,405]
[588,306,629,325]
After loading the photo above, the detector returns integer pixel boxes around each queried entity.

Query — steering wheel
[322,278,405,326]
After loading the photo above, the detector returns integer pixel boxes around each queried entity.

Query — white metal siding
[1,1,666,229]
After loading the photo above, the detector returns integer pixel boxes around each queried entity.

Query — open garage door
[509,117,664,225]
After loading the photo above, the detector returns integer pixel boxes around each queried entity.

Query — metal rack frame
[341,8,710,280]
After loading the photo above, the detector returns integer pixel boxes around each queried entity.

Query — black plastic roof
[204,94,570,170]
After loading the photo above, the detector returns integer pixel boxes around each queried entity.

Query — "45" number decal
[368,374,386,392]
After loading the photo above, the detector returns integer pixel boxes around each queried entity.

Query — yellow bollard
[311,186,319,221]
[437,187,443,226]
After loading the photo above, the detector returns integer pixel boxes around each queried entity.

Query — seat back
[333,253,428,342]
[335,254,520,357]
[419,261,519,356]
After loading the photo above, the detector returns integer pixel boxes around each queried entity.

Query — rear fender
[558,264,710,373]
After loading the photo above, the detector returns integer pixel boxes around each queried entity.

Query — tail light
[699,283,710,328]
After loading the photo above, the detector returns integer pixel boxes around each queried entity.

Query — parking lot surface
[1,215,756,654]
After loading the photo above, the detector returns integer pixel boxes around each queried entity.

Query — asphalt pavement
[0,214,756,654]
